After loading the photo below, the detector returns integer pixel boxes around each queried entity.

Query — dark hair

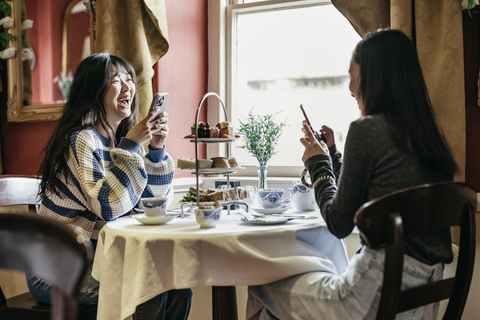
[352,29,457,177]
[38,53,139,197]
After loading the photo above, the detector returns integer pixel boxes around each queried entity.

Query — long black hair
[38,53,139,197]
[352,29,457,178]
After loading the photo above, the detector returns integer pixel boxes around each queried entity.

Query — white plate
[251,206,291,215]
[186,167,245,174]
[183,138,236,143]
[132,214,178,225]
[246,217,290,225]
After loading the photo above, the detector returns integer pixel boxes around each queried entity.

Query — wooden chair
[0,175,42,212]
[0,213,93,320]
[0,175,98,319]
[354,182,477,320]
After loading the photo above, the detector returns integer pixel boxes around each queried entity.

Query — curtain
[332,0,466,182]
[95,0,170,118]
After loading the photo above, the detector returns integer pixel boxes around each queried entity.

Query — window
[209,0,361,177]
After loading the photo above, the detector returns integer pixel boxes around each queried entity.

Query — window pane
[230,4,361,167]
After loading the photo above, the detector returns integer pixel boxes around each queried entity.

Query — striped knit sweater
[39,128,175,240]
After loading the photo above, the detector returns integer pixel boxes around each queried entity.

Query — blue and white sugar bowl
[195,207,222,228]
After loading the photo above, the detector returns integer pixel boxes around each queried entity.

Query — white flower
[0,17,13,29]
[53,71,74,99]
[0,47,16,59]
[21,19,34,30]
[21,48,33,61]
[83,1,92,12]
[461,0,479,10]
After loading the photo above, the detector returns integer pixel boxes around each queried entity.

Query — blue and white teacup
[258,188,286,209]
[291,183,317,211]
[141,196,168,217]
[195,208,222,228]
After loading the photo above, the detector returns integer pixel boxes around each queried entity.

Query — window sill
[201,176,300,190]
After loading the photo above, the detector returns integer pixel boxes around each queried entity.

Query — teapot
[291,183,317,211]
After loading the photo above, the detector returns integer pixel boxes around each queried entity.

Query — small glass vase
[256,164,268,189]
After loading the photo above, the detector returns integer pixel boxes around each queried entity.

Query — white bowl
[141,196,167,217]
[197,159,213,169]
[195,207,222,228]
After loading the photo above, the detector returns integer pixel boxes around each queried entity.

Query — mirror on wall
[63,1,91,76]
[7,0,92,122]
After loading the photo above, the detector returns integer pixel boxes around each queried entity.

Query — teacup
[141,196,168,218]
[195,208,222,228]
[258,188,286,209]
[291,183,317,211]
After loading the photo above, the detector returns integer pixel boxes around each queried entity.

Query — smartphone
[300,104,326,143]
[148,92,169,122]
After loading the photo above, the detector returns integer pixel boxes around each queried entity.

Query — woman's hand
[320,125,335,148]
[150,112,169,149]
[125,110,166,146]
[300,121,329,163]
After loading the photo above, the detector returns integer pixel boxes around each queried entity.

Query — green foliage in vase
[238,111,287,166]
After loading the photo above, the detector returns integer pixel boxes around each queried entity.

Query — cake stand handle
[194,92,229,208]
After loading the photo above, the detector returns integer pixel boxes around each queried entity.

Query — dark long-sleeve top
[305,115,453,265]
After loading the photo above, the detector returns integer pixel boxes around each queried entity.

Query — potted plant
[239,111,287,189]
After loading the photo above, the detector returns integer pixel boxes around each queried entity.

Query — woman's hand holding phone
[300,121,329,163]
[150,112,169,149]
[319,125,335,148]
[126,109,165,146]
[300,104,326,143]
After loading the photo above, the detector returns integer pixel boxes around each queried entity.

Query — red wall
[155,0,208,178]
[0,0,208,176]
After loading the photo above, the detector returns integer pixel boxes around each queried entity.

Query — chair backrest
[354,182,477,320]
[0,213,93,320]
[0,175,42,211]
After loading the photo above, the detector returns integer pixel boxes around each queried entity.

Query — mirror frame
[7,0,63,122]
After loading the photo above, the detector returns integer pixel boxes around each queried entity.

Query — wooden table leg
[212,286,238,320]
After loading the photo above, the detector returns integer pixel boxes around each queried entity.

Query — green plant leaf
[0,32,14,48]
[21,34,30,48]
[0,1,11,16]
[238,111,287,165]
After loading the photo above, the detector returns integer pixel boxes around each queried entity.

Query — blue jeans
[26,272,192,320]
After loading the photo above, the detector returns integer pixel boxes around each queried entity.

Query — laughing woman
[27,53,192,320]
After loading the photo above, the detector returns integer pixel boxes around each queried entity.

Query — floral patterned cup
[141,196,167,217]
[258,188,285,209]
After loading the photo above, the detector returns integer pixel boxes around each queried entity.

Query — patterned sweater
[39,128,175,240]
[306,115,453,265]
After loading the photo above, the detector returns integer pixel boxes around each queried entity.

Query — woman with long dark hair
[28,53,192,319]
[247,29,456,319]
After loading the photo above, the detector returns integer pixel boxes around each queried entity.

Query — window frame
[208,0,335,178]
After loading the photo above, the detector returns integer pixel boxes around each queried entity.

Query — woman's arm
[306,118,374,239]
[72,130,148,220]
[142,145,175,207]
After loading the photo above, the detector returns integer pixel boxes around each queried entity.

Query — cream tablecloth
[92,210,349,320]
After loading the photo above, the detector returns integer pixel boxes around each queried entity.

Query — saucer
[251,205,290,215]
[133,214,178,225]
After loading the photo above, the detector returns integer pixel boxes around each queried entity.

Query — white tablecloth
[92,210,349,320]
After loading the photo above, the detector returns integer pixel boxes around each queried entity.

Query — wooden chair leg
[212,286,238,320]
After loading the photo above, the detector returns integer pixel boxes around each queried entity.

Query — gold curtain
[332,0,466,182]
[95,0,170,118]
